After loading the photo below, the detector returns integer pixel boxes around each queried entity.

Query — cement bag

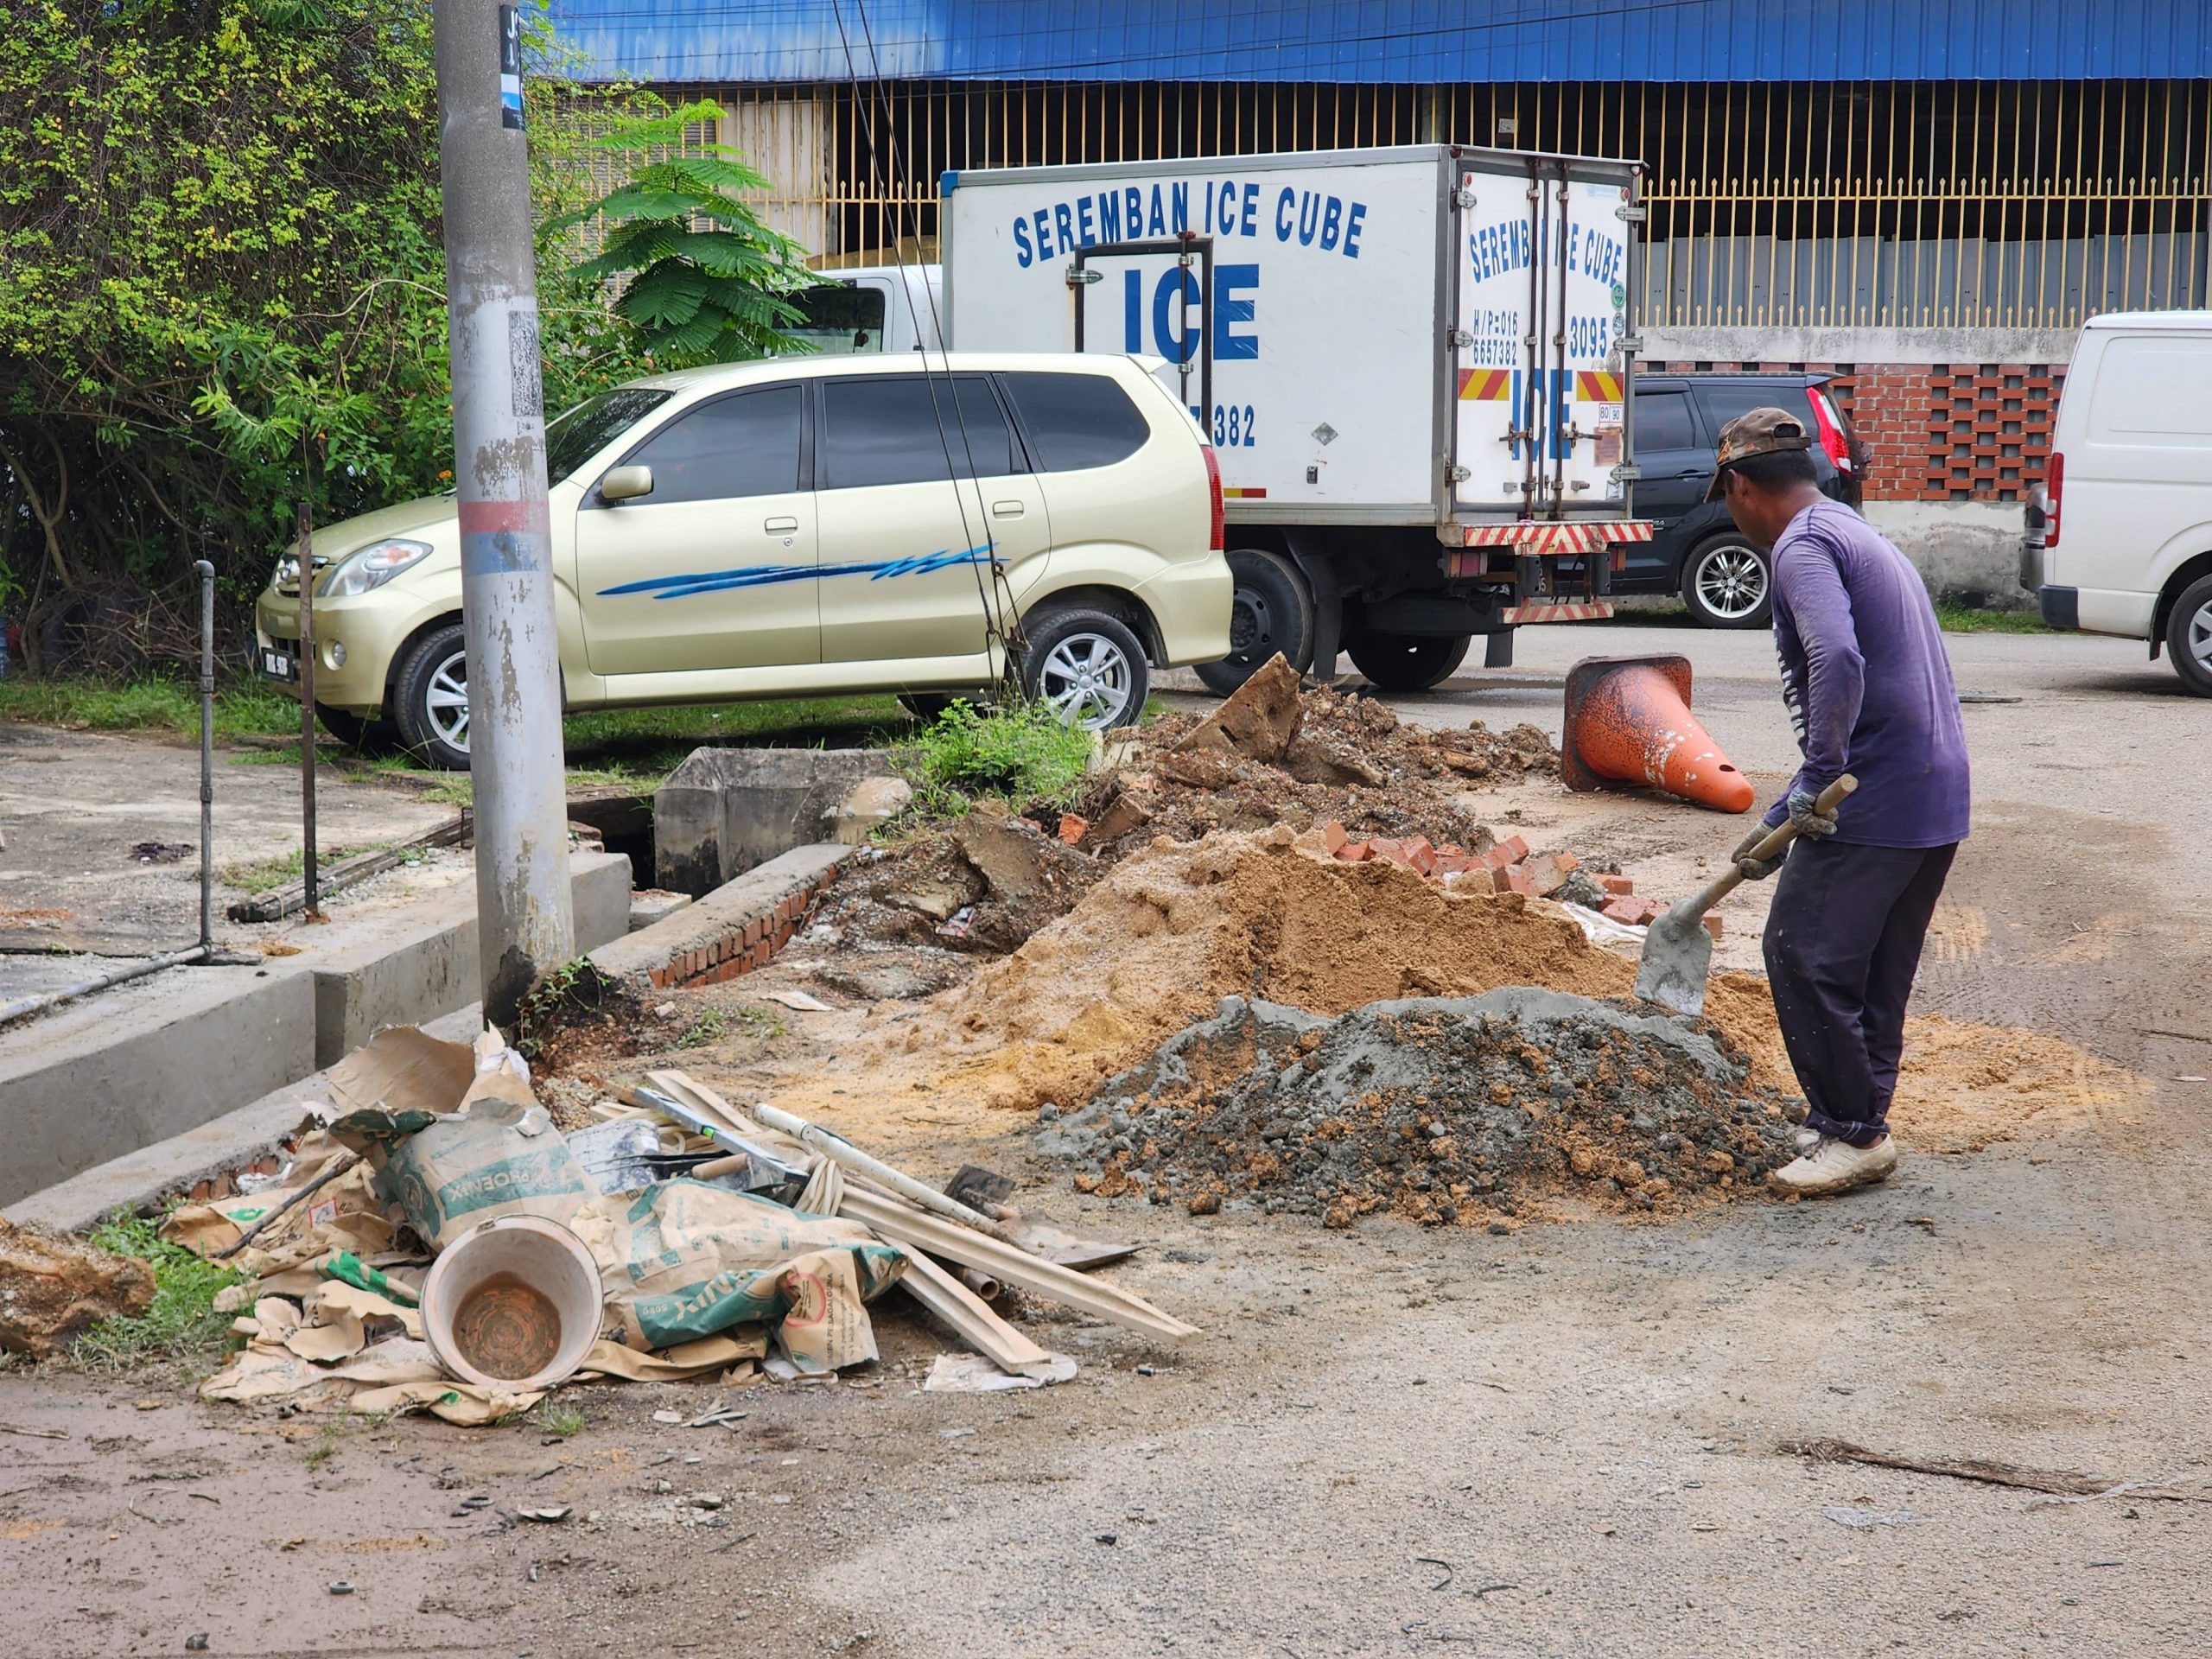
[573,1180,906,1373]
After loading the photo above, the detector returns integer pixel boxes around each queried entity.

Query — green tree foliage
[552,103,817,365]
[0,2,805,672]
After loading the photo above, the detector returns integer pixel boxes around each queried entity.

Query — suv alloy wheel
[1681,533,1774,629]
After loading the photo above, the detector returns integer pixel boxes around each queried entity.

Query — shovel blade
[1635,907,1715,1016]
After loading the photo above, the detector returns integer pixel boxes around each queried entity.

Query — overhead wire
[826,0,1029,692]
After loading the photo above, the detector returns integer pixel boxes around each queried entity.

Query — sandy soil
[4,623,2211,1656]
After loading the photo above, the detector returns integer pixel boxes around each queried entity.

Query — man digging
[1709,409,1972,1197]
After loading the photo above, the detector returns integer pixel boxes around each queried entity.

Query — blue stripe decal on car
[598,545,994,601]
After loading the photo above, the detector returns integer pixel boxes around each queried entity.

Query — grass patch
[0,675,299,741]
[903,697,1094,818]
[677,1007,729,1048]
[68,1211,246,1376]
[535,1401,586,1439]
[1933,601,2048,634]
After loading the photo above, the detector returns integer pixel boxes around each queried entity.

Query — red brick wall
[1661,359,2067,504]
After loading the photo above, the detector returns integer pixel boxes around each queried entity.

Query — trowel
[1635,774,1856,1017]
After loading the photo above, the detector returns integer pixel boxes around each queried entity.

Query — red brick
[1701,914,1724,943]
[1366,836,1405,866]
[1484,835,1529,868]
[1400,835,1437,875]
[1058,812,1089,845]
[1333,840,1371,862]
[1521,855,1570,897]
[1433,854,1475,876]
[1601,896,1647,925]
[742,916,763,948]
[1601,874,1635,896]
[1318,820,1349,855]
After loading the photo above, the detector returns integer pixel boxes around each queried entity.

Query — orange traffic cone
[1560,653,1756,814]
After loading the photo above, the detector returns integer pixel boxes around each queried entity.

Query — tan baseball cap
[1704,407,1814,499]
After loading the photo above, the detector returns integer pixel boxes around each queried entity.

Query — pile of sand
[870,828,1720,1115]
[819,828,2136,1159]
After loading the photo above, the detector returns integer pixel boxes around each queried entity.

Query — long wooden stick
[894,1247,1056,1376]
[751,1102,1020,1245]
[837,1187,1200,1343]
[211,1152,364,1261]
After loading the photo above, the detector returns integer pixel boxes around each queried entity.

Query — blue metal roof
[547,0,2209,85]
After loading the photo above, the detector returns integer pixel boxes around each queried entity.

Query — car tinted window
[1635,391,1695,450]
[546,386,672,483]
[1000,371,1150,471]
[1694,384,1807,439]
[818,376,1014,489]
[619,385,802,504]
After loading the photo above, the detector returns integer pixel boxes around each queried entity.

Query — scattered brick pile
[1309,820,1719,941]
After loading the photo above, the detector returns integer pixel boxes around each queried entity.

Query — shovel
[1635,773,1857,1017]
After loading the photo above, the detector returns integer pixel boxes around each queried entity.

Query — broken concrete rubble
[0,1217,156,1358]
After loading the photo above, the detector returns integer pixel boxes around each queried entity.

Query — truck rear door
[1452,160,1634,518]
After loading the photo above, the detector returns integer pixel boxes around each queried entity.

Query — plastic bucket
[421,1215,603,1392]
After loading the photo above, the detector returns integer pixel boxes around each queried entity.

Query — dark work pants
[1762,838,1959,1148]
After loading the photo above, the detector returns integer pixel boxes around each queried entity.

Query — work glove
[1732,828,1787,881]
[1785,785,1841,839]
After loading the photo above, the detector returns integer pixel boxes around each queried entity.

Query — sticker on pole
[499,6,524,131]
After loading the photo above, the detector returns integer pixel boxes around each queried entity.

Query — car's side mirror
[599,464,655,503]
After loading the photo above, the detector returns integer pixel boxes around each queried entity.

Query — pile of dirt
[861,827,1779,1118]
[0,1217,156,1359]
[1077,670,1557,863]
[1039,989,1796,1226]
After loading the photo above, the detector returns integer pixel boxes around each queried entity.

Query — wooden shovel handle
[1678,774,1857,919]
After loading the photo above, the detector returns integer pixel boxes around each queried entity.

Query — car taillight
[2044,451,2063,549]
[1804,385,1853,474]
[1202,443,1224,552]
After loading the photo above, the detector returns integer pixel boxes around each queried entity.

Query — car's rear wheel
[1195,549,1313,694]
[1681,533,1774,629]
[392,622,473,771]
[2166,573,2212,697]
[1348,632,1471,693]
[1020,605,1149,731]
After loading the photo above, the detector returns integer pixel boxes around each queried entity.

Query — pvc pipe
[0,945,209,1027]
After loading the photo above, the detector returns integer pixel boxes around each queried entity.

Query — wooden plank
[837,1187,1201,1343]
[643,1069,763,1140]
[226,812,471,923]
[895,1247,1058,1376]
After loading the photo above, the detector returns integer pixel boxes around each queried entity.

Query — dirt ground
[5,621,2212,1656]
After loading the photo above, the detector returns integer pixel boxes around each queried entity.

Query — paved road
[7,623,2211,1657]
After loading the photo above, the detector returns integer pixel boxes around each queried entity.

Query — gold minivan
[255,353,1230,766]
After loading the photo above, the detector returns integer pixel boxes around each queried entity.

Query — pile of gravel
[1037,988,1796,1228]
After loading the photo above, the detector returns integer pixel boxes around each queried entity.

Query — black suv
[1618,373,1867,627]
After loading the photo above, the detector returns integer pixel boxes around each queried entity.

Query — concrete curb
[5,1007,486,1234]
[589,842,856,992]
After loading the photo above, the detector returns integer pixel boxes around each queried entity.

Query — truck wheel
[1195,549,1313,695]
[1681,532,1774,629]
[1348,632,1471,694]
[2166,573,2212,696]
[1020,604,1149,730]
[391,622,474,771]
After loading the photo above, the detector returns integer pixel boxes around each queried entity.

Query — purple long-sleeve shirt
[1763,499,1971,849]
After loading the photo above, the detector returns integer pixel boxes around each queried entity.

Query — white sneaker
[1793,1126,1822,1155]
[1770,1134,1899,1197]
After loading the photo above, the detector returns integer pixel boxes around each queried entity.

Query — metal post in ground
[433,0,574,1026]
[295,502,321,919]
[195,558,216,952]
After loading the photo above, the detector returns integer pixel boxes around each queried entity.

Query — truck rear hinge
[1447,464,1471,484]
[1448,328,1473,349]
[1615,203,1648,223]
[1610,463,1643,483]
[1616,334,1645,353]
[1455,187,1480,211]
[1065,266,1104,287]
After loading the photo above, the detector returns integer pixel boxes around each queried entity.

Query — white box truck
[940,143,1651,690]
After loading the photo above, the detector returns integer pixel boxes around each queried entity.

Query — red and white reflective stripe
[1499,601,1616,624]
[1459,520,1653,554]
[1220,486,1269,498]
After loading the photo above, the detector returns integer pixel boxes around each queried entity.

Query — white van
[786,264,944,356]
[2024,310,2212,695]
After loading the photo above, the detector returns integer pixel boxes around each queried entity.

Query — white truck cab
[786,264,944,356]
[2025,309,2212,695]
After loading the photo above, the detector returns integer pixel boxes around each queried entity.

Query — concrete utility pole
[433,0,574,1026]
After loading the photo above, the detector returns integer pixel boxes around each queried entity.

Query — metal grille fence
[681,79,2210,329]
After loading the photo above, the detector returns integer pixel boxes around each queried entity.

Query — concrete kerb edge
[4,1008,487,1233]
